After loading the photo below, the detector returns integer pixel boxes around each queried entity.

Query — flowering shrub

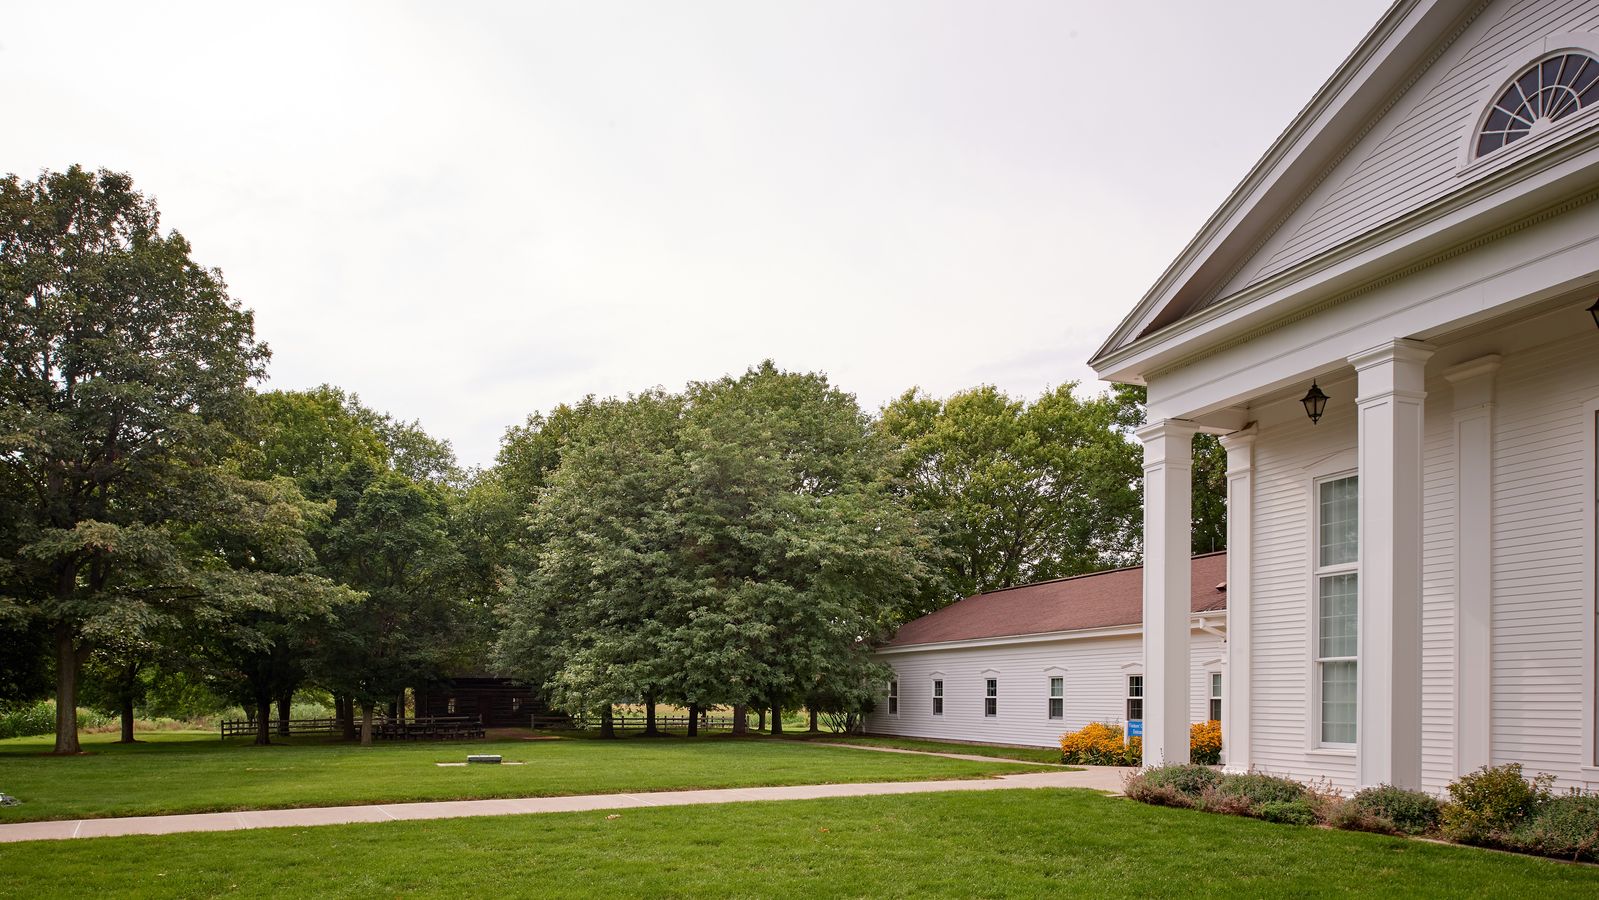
[1059,722,1138,766]
[1443,763,1554,846]
[1190,720,1222,765]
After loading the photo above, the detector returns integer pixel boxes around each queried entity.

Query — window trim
[1311,469,1360,750]
[1047,674,1065,721]
[887,677,899,716]
[1126,674,1144,727]
[931,676,944,717]
[983,676,998,718]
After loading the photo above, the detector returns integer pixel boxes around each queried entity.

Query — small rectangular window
[1048,676,1064,720]
[1126,675,1143,724]
[1315,474,1359,746]
[984,678,997,718]
[887,678,899,716]
[932,679,943,716]
[1208,672,1222,723]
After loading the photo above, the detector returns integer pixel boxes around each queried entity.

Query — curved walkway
[0,765,1130,844]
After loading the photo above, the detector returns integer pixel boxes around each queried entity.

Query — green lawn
[2,789,1592,898]
[0,731,1048,823]
[793,734,1066,765]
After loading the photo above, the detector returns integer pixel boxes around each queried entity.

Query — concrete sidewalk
[0,766,1129,844]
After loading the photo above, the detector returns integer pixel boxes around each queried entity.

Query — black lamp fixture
[1588,298,1599,330]
[1301,380,1329,425]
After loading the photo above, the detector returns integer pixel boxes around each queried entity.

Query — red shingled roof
[884,552,1227,647]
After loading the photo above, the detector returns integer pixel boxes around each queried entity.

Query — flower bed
[1059,720,1220,767]
[1122,761,1599,864]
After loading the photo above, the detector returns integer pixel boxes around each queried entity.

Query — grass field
[0,731,1048,823]
[2,789,1592,898]
[793,735,1066,765]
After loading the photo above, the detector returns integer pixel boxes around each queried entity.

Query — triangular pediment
[1091,0,1599,374]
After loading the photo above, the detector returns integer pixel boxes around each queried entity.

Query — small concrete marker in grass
[466,755,502,764]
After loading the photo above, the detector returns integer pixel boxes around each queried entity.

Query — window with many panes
[1476,53,1599,157]
[984,678,997,717]
[1126,675,1143,724]
[1316,474,1359,746]
[932,679,943,716]
[1209,672,1222,722]
[1048,676,1064,720]
[887,678,899,715]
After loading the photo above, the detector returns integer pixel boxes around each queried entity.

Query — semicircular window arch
[1476,52,1599,157]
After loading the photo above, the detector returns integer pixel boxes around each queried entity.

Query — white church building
[1090,0,1599,793]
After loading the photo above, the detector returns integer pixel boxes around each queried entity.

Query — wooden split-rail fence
[220,715,485,741]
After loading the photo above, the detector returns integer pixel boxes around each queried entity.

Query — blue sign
[1127,719,1143,738]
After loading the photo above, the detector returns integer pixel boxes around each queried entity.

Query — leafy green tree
[314,463,474,744]
[876,383,1142,614]
[1106,385,1228,556]
[0,167,274,753]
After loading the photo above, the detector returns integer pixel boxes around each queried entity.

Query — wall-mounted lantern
[1301,380,1329,425]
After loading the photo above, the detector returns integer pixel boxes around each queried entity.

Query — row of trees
[0,168,487,750]
[0,167,1226,752]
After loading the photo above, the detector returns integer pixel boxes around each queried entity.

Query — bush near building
[1058,720,1220,767]
[1122,762,1599,864]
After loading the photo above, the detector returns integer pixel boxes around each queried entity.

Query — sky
[4,1,1392,469]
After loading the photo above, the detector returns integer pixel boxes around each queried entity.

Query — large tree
[876,383,1143,614]
[0,167,272,752]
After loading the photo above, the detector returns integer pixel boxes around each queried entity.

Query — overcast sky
[5,1,1391,468]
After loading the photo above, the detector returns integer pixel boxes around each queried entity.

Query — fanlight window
[1476,52,1599,157]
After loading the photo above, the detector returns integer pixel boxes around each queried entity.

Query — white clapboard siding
[1489,331,1599,787]
[1421,386,1458,794]
[863,629,1226,749]
[1213,0,1599,300]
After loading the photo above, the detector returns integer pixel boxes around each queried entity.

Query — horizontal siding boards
[1218,0,1599,299]
[863,631,1225,749]
[1491,331,1598,786]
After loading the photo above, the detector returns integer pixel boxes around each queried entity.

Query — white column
[1350,339,1434,789]
[1445,355,1499,776]
[1138,419,1198,767]
[1219,424,1257,773]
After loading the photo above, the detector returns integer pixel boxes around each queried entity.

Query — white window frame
[1312,470,1360,750]
[983,676,998,718]
[930,675,944,717]
[1126,674,1143,726]
[1207,671,1222,723]
[887,678,899,716]
[1047,675,1065,720]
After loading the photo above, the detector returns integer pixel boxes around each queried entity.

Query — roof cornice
[874,610,1226,655]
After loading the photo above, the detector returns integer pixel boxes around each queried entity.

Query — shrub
[1442,763,1553,845]
[1124,735,1141,767]
[1142,763,1222,798]
[1122,774,1193,808]
[1256,799,1318,825]
[1215,772,1307,809]
[1335,785,1442,835]
[1060,722,1137,766]
[0,701,55,740]
[1190,720,1222,765]
[1510,793,1599,862]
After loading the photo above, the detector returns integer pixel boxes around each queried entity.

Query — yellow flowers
[1190,720,1222,765]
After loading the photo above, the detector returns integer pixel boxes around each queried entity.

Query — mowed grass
[793,734,1067,765]
[0,731,1049,823]
[3,789,1594,898]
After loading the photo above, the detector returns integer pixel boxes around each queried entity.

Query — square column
[1219,425,1257,773]
[1137,419,1198,767]
[1349,339,1434,789]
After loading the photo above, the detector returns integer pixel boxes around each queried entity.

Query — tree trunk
[339,695,357,741]
[599,705,616,739]
[808,707,819,733]
[731,704,748,736]
[360,702,375,747]
[686,703,699,738]
[52,624,82,754]
[757,708,766,732]
[255,695,273,746]
[276,693,292,737]
[643,690,659,737]
[120,694,136,743]
[397,691,407,724]
[770,703,783,736]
